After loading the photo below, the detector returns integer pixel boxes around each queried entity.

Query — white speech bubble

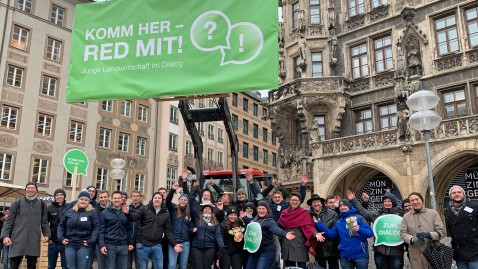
[220,22,263,66]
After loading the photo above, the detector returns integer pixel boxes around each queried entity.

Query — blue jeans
[374,252,403,269]
[340,257,369,269]
[167,241,190,269]
[456,259,478,269]
[3,246,9,269]
[104,244,128,269]
[65,245,92,269]
[246,250,276,269]
[48,242,68,269]
[136,243,163,269]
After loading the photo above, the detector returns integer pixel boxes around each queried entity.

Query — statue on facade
[328,35,338,64]
[279,48,286,83]
[279,22,285,49]
[396,46,406,78]
[397,108,411,142]
[298,9,306,33]
[327,5,336,36]
[407,42,422,77]
[298,34,307,69]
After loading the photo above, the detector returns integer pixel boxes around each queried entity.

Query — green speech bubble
[372,214,403,246]
[190,11,231,52]
[243,222,262,253]
[63,149,89,176]
[221,22,263,65]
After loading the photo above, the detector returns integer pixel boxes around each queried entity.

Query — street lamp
[407,90,442,210]
[110,157,126,191]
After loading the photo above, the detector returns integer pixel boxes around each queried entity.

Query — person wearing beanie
[315,192,373,269]
[220,206,245,269]
[165,176,194,269]
[445,185,478,268]
[47,188,69,269]
[400,192,446,269]
[346,190,404,269]
[0,182,50,269]
[401,198,412,213]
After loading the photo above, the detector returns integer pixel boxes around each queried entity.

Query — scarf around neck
[278,206,318,256]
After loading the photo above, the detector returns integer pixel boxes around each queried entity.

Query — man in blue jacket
[99,191,133,269]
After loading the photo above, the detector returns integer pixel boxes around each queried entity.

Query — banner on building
[66,0,278,102]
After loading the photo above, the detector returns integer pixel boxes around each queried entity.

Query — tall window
[466,7,478,47]
[170,106,178,124]
[31,157,48,184]
[312,52,323,77]
[349,0,365,16]
[138,105,148,122]
[136,136,147,156]
[243,119,249,135]
[243,98,249,112]
[243,142,249,158]
[46,37,62,62]
[218,128,224,143]
[65,171,80,188]
[198,122,204,136]
[253,146,259,161]
[263,128,268,142]
[253,103,259,117]
[96,168,108,190]
[294,56,301,79]
[17,0,32,13]
[443,89,466,119]
[232,114,238,130]
[253,124,259,138]
[263,108,268,118]
[115,175,127,191]
[51,4,65,26]
[217,151,224,165]
[374,35,393,72]
[351,43,368,79]
[1,105,18,130]
[372,0,388,8]
[272,153,277,167]
[98,128,111,148]
[102,100,113,112]
[207,125,214,140]
[436,14,459,56]
[379,104,397,130]
[314,116,326,141]
[185,140,193,155]
[293,2,300,29]
[198,99,205,108]
[118,132,130,152]
[7,65,24,88]
[263,149,268,164]
[208,99,214,108]
[37,113,53,137]
[207,148,214,161]
[69,121,84,143]
[272,132,277,145]
[120,100,132,117]
[0,153,13,180]
[169,133,178,150]
[11,25,29,51]
[135,174,145,194]
[310,0,320,24]
[166,167,177,190]
[232,93,238,106]
[41,75,57,97]
[356,109,373,134]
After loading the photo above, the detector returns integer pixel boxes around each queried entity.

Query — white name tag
[80,217,88,221]
[276,205,281,211]
[464,206,473,213]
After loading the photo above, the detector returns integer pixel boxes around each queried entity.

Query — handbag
[422,243,454,269]
[306,262,324,269]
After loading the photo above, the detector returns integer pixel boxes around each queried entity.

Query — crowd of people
[0,174,477,269]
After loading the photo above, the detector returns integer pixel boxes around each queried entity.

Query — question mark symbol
[204,21,217,40]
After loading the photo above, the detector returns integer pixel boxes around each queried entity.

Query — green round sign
[372,214,403,246]
[243,222,262,253]
[63,149,89,176]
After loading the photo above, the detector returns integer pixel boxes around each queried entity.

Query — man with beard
[445,185,478,269]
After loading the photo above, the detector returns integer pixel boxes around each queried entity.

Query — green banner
[243,222,262,253]
[67,0,278,102]
[372,215,404,246]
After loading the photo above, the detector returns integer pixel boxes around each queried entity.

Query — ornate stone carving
[400,6,415,21]
[138,126,148,134]
[289,28,300,43]
[38,99,58,112]
[70,107,87,119]
[396,47,406,78]
[345,14,365,30]
[120,121,131,129]
[406,36,422,77]
[101,116,113,124]
[374,71,394,87]
[0,134,17,148]
[347,78,370,92]
[168,152,179,167]
[298,9,306,33]
[33,141,53,153]
[401,144,413,154]
[1,90,24,104]
[369,4,389,22]
[184,155,194,167]
[308,25,324,36]
[435,53,463,71]
[467,48,478,63]
[44,62,61,73]
[298,34,307,72]
[8,50,28,63]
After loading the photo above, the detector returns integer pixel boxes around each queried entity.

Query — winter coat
[129,202,143,244]
[0,197,50,258]
[400,207,446,269]
[351,197,405,256]
[47,201,69,243]
[444,200,478,262]
[99,206,133,247]
[312,207,339,258]
[220,222,245,255]
[57,206,99,246]
[192,221,224,249]
[128,202,177,247]
[315,207,373,260]
[250,214,287,253]
[166,189,194,243]
[263,184,307,222]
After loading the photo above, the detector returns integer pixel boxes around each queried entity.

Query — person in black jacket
[123,192,181,269]
[445,185,478,269]
[127,190,143,269]
[47,188,69,269]
[220,207,244,269]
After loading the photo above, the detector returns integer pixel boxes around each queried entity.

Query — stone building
[270,0,478,210]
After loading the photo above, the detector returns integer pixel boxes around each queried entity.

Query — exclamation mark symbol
[239,34,244,53]
[178,36,183,53]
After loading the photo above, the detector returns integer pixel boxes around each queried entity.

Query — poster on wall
[66,0,278,102]
[359,175,403,210]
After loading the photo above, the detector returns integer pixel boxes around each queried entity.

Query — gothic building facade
[270,0,478,210]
